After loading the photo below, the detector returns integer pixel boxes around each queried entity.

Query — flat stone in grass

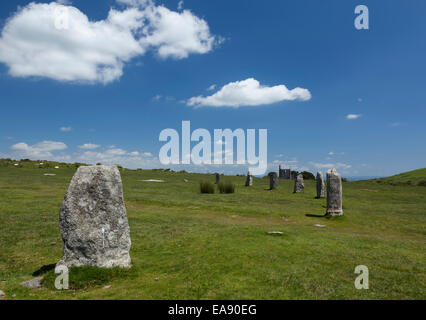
[326,168,343,216]
[20,277,43,289]
[0,290,5,297]
[58,165,131,268]
[293,174,304,193]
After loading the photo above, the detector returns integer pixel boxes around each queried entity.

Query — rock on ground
[326,168,343,216]
[316,171,326,198]
[245,171,253,186]
[293,174,304,193]
[58,165,131,268]
[269,172,278,190]
[20,277,43,289]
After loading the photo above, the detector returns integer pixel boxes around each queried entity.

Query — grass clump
[200,181,215,194]
[41,266,138,290]
[218,182,235,194]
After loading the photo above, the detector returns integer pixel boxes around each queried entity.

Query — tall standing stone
[269,172,278,190]
[326,168,343,216]
[215,173,220,184]
[57,166,131,268]
[245,171,253,186]
[316,171,326,198]
[293,174,304,193]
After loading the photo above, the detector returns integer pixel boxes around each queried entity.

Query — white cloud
[346,114,362,120]
[139,5,217,59]
[78,143,100,150]
[11,141,67,157]
[310,162,352,170]
[390,122,400,127]
[60,126,72,132]
[328,152,334,156]
[207,84,216,91]
[187,78,311,108]
[105,148,127,156]
[0,1,218,84]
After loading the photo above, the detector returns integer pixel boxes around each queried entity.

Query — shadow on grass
[32,263,56,277]
[305,213,327,218]
[41,265,139,290]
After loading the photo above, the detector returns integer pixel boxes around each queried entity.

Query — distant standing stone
[215,173,220,184]
[58,165,131,268]
[245,171,253,187]
[326,168,343,216]
[269,172,278,190]
[0,290,5,297]
[316,171,326,198]
[293,174,304,193]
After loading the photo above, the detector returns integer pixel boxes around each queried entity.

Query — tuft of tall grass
[218,182,235,194]
[200,181,215,194]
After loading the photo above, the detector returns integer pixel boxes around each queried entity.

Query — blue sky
[0,0,425,177]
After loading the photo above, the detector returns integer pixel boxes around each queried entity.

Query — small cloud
[207,84,216,91]
[310,162,352,170]
[11,141,67,157]
[78,143,100,150]
[60,126,72,132]
[143,152,153,157]
[328,152,334,156]
[358,98,363,102]
[187,78,311,108]
[129,151,139,156]
[389,122,400,127]
[346,114,362,120]
[152,94,162,101]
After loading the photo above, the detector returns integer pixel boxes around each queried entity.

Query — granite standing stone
[215,173,220,184]
[326,168,343,216]
[293,174,304,193]
[245,171,253,187]
[57,165,131,268]
[316,171,326,198]
[269,172,278,190]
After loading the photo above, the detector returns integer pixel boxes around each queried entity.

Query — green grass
[217,182,235,194]
[0,163,425,300]
[374,168,426,186]
[200,181,215,194]
[41,266,138,290]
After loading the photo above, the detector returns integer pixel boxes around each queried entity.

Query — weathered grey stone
[20,277,43,289]
[245,171,253,187]
[0,290,5,297]
[269,172,278,190]
[326,168,343,216]
[293,174,304,193]
[316,171,326,198]
[215,173,220,184]
[58,166,131,268]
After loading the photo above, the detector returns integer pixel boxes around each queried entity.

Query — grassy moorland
[374,168,426,186]
[0,161,425,300]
